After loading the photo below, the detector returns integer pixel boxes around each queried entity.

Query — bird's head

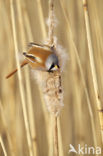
[45,53,60,72]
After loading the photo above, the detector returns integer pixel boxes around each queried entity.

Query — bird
[6,42,60,79]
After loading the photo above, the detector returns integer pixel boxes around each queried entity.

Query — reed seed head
[33,45,67,116]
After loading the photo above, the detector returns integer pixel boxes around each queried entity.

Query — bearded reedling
[6,42,60,79]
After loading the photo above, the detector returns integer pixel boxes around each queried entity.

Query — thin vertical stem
[82,0,103,142]
[48,0,54,45]
[59,0,97,147]
[0,101,14,156]
[10,1,33,156]
[48,0,59,155]
[16,0,38,155]
[36,0,47,39]
[0,135,7,156]
[53,116,59,156]
[57,118,64,156]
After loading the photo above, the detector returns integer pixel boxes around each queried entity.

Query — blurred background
[0,0,103,155]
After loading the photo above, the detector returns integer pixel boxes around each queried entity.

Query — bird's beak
[54,65,58,69]
[55,65,60,69]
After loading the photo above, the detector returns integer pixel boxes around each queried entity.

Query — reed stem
[37,0,47,39]
[0,101,14,156]
[48,0,54,46]
[10,1,33,155]
[0,135,7,156]
[48,0,59,155]
[16,0,38,155]
[53,116,59,156]
[82,0,103,143]
[60,0,97,147]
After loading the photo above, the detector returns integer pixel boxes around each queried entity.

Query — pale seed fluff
[46,13,58,29]
[32,42,67,116]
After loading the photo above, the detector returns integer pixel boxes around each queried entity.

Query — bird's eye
[54,65,58,69]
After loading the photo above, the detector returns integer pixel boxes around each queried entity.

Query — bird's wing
[28,42,52,51]
[23,52,36,63]
[23,52,42,63]
[28,42,44,48]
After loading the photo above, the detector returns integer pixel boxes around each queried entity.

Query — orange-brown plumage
[6,43,58,79]
[26,46,53,70]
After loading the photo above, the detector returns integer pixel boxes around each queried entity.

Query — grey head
[45,53,60,72]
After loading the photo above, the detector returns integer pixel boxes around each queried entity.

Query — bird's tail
[6,60,28,79]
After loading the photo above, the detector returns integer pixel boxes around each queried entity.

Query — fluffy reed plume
[34,68,63,116]
[82,0,103,142]
[33,63,63,156]
[33,41,66,155]
[34,50,62,156]
[32,0,65,155]
[10,1,34,156]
